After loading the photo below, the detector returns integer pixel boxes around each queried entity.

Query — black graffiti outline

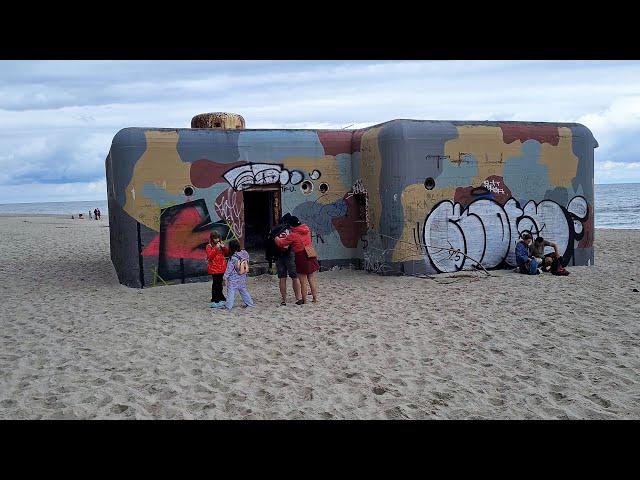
[223,162,306,191]
[424,199,513,273]
[566,195,588,243]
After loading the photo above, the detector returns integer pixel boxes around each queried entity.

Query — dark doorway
[242,186,281,257]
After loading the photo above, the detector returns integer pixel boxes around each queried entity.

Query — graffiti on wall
[363,231,393,274]
[107,121,595,288]
[214,187,244,241]
[223,163,305,191]
[423,194,589,273]
[141,199,230,282]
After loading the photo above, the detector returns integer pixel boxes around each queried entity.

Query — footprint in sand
[385,406,410,419]
[372,386,386,395]
[258,388,275,404]
[302,387,314,401]
[586,393,612,409]
[550,391,570,403]
[110,404,129,414]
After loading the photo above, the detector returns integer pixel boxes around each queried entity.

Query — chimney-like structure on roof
[191,112,245,129]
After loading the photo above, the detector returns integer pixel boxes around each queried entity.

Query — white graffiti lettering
[423,196,588,273]
[223,163,305,191]
[214,188,244,239]
[482,179,505,194]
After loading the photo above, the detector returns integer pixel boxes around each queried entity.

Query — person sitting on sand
[530,236,561,268]
[515,233,539,275]
[216,239,254,311]
[206,231,229,308]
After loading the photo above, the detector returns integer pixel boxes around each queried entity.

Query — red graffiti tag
[141,204,210,259]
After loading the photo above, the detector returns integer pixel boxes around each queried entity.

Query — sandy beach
[0,215,639,419]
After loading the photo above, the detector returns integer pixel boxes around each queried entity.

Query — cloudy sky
[1,60,639,203]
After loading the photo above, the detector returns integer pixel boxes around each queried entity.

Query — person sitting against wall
[515,233,540,275]
[274,216,319,304]
[530,236,561,271]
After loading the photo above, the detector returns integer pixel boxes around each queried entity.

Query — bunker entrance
[242,185,281,259]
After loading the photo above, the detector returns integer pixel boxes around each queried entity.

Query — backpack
[266,223,289,259]
[234,254,249,275]
[551,258,570,276]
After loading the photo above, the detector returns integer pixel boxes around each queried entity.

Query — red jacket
[206,242,229,274]
[274,224,312,253]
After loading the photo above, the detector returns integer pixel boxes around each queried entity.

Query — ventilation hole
[424,177,435,190]
[319,183,329,193]
[310,169,321,180]
[301,180,314,195]
[184,186,194,196]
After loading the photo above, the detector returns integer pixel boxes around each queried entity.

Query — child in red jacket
[206,231,229,307]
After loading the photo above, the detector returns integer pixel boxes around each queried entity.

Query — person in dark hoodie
[266,213,302,306]
[515,232,539,275]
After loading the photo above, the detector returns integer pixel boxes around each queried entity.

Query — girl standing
[206,231,229,307]
[218,240,254,310]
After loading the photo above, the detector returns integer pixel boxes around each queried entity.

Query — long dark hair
[228,239,241,255]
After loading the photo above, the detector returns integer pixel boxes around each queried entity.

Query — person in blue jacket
[515,232,539,275]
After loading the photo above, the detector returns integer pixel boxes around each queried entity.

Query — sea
[0,200,109,217]
[0,183,639,228]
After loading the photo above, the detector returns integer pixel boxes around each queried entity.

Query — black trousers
[211,274,226,302]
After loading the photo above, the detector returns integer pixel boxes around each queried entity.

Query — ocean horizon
[1,183,639,229]
[0,200,109,217]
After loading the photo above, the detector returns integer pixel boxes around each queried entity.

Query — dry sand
[1,215,639,419]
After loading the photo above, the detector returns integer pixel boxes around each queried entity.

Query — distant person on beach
[217,239,254,311]
[89,210,93,219]
[274,216,319,304]
[206,231,229,308]
[515,233,539,275]
[98,208,101,220]
[266,213,302,306]
[94,208,98,220]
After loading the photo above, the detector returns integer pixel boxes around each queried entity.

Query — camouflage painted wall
[351,120,597,276]
[106,127,365,287]
[106,120,596,287]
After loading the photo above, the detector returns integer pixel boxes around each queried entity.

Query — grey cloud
[1,60,640,194]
